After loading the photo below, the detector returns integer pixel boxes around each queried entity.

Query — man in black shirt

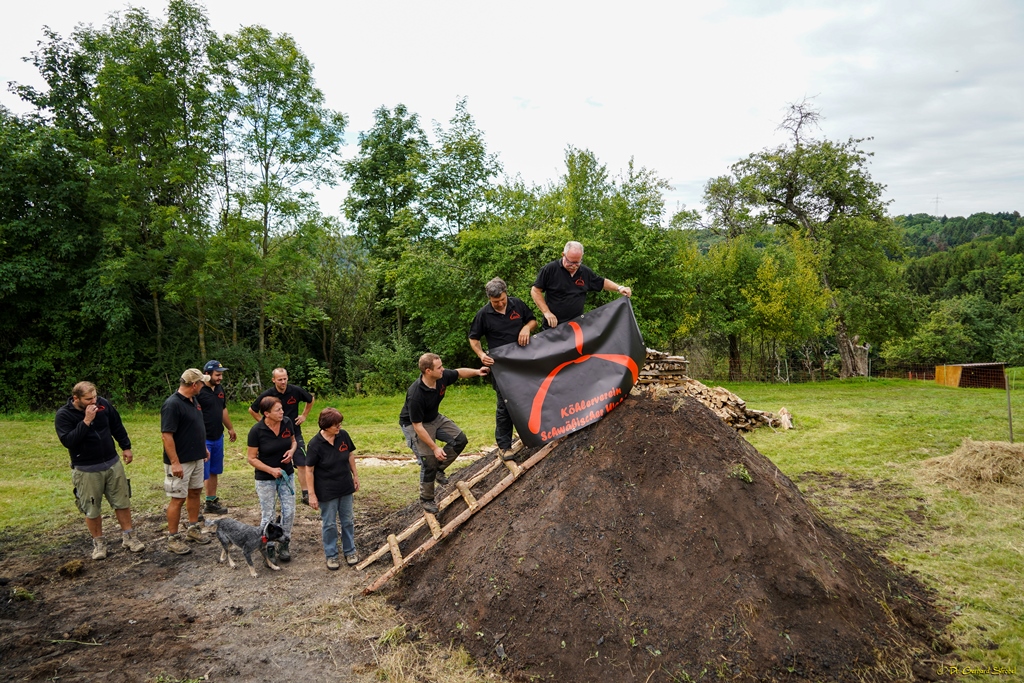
[248,367,315,505]
[469,277,537,460]
[54,381,146,560]
[399,353,489,513]
[531,240,632,329]
[161,368,213,555]
[198,360,237,515]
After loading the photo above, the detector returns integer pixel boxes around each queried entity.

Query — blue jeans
[320,495,354,559]
[255,475,295,541]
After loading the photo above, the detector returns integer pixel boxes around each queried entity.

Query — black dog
[209,518,285,577]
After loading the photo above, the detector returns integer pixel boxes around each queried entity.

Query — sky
[2,0,1021,221]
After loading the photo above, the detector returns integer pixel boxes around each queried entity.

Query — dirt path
[1,506,386,682]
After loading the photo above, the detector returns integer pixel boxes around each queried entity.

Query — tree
[218,25,347,353]
[423,98,502,240]
[706,101,911,377]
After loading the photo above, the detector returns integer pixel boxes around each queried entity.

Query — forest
[1,0,1021,410]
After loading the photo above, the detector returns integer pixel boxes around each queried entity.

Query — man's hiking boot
[435,470,449,486]
[420,481,438,514]
[186,524,211,544]
[91,536,107,560]
[345,553,359,566]
[277,540,291,562]
[122,530,145,553]
[499,448,516,461]
[204,497,228,515]
[166,534,191,555]
[326,556,340,570]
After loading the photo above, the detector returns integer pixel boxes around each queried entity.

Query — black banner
[489,297,646,447]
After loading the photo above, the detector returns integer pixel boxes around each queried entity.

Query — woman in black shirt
[246,396,298,562]
[307,407,359,570]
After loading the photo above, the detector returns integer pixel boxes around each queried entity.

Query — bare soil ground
[378,393,953,682]
[0,506,385,682]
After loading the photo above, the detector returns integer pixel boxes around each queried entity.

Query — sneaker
[185,524,211,545]
[166,534,191,555]
[435,470,449,485]
[204,497,228,515]
[421,499,439,514]
[499,448,516,461]
[277,540,291,562]
[121,530,145,553]
[91,537,107,560]
[301,490,310,506]
[345,553,359,566]
[326,556,340,571]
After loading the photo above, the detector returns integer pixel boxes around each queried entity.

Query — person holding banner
[530,240,632,329]
[399,353,489,513]
[469,277,537,461]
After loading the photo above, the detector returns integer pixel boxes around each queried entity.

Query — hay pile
[921,438,1024,489]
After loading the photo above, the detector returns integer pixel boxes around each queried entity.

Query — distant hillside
[896,212,1023,256]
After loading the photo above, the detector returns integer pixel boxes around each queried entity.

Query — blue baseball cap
[203,360,228,373]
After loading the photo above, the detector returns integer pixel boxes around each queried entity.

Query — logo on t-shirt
[510,311,522,320]
[281,429,292,439]
[217,392,224,399]
[287,396,298,405]
[338,442,349,452]
[439,385,447,397]
[97,404,106,411]
[196,403,203,411]
[575,277,585,286]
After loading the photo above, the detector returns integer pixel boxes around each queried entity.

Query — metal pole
[1005,365,1013,444]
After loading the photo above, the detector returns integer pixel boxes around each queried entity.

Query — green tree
[218,25,347,353]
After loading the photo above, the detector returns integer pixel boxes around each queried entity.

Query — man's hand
[122,449,134,465]
[171,462,184,478]
[83,404,99,425]
[543,311,558,328]
[205,448,211,462]
[295,415,306,426]
[619,286,632,297]
[309,493,319,510]
[433,445,447,462]
[480,354,495,366]
[518,327,532,345]
[228,428,237,443]
[478,367,490,377]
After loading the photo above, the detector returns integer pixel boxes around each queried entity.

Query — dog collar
[261,535,268,543]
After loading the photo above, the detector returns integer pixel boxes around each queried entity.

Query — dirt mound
[378,392,950,682]
[922,438,1024,490]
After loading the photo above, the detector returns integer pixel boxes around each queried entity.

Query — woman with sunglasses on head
[306,407,359,570]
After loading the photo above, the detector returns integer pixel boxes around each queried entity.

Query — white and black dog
[208,518,285,577]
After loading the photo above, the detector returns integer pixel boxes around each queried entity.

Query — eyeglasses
[563,256,582,267]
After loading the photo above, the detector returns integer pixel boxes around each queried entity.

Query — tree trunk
[232,308,238,346]
[153,291,163,356]
[259,306,266,355]
[197,297,207,360]
[728,333,743,381]
[836,320,868,378]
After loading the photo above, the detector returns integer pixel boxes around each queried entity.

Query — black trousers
[495,384,514,450]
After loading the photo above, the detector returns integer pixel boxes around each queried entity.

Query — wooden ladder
[359,438,561,593]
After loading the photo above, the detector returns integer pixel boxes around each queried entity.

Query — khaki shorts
[73,460,131,519]
[164,460,205,498]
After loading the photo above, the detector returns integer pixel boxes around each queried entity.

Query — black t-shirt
[247,417,296,481]
[533,259,606,324]
[197,383,227,440]
[250,384,313,443]
[161,391,208,464]
[306,430,357,501]
[469,296,536,350]
[55,396,132,468]
[398,368,460,426]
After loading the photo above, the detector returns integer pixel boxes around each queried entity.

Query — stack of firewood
[639,350,788,432]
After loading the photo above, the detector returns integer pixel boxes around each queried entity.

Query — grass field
[2,378,1022,672]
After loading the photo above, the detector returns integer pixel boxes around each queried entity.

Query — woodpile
[638,349,790,432]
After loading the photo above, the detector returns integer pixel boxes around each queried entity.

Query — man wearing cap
[530,240,632,329]
[161,368,213,555]
[469,277,537,460]
[54,381,146,560]
[248,368,315,505]
[197,360,237,515]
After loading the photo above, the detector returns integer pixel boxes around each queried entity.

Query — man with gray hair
[469,277,537,459]
[55,381,145,559]
[531,240,632,329]
[161,368,213,555]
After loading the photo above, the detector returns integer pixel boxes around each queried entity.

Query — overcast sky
[2,0,1021,220]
